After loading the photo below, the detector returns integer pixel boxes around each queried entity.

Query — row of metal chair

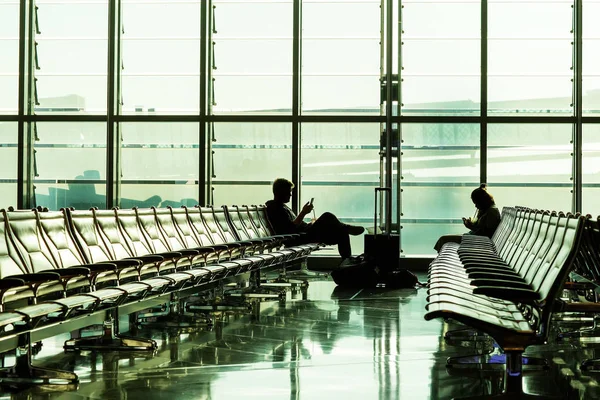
[0,204,322,387]
[426,207,585,397]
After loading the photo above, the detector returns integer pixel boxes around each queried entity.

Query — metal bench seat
[426,209,585,397]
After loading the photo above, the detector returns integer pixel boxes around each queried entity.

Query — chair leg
[136,300,210,329]
[444,327,494,348]
[447,343,548,370]
[0,333,78,389]
[557,314,600,342]
[453,352,561,399]
[64,313,157,352]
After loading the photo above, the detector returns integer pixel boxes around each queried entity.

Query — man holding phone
[265,178,364,262]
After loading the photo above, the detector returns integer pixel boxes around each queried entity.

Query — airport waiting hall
[2,0,600,399]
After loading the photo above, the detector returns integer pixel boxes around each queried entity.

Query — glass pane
[212,123,291,205]
[122,1,200,115]
[488,1,573,115]
[34,122,106,210]
[401,123,480,255]
[402,223,465,256]
[583,1,600,115]
[0,1,18,114]
[401,1,480,116]
[121,122,200,208]
[0,122,18,207]
[35,1,108,114]
[212,1,292,114]
[487,124,573,212]
[212,184,272,207]
[301,123,380,255]
[583,124,600,211]
[302,1,380,114]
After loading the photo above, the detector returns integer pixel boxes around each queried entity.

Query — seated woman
[434,183,501,252]
[265,178,364,263]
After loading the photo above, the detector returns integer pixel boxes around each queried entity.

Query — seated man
[265,178,364,263]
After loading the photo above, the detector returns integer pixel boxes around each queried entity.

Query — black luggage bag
[364,187,399,273]
[330,254,379,288]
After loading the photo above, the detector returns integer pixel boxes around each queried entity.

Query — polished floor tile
[2,278,574,399]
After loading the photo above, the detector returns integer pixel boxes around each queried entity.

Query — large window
[212,0,293,114]
[0,1,19,114]
[34,122,106,210]
[583,0,600,115]
[401,123,480,255]
[120,122,200,208]
[0,123,18,207]
[583,125,600,212]
[5,0,597,258]
[302,0,380,114]
[401,0,480,116]
[35,0,108,114]
[487,124,573,212]
[121,0,201,114]
[488,0,573,115]
[212,123,291,205]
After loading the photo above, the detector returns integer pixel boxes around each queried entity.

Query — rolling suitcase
[364,187,400,273]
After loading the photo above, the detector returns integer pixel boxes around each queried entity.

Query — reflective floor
[3,276,577,399]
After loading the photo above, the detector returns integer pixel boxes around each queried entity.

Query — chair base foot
[137,313,210,329]
[557,324,600,342]
[455,392,562,399]
[447,353,548,369]
[0,365,78,388]
[64,334,157,352]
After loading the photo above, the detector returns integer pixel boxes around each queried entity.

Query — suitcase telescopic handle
[374,187,392,236]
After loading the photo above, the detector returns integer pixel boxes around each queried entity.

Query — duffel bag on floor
[330,255,379,288]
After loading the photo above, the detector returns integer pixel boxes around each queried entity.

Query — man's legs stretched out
[306,212,364,259]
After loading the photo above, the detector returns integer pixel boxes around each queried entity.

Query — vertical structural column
[291,0,301,213]
[199,0,208,206]
[384,0,393,230]
[106,0,121,209]
[480,0,488,185]
[17,0,36,209]
[573,0,583,213]
[207,0,215,206]
[397,0,403,250]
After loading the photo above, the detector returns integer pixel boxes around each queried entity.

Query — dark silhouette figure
[434,183,501,252]
[265,178,364,262]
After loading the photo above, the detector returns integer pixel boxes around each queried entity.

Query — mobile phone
[310,197,314,205]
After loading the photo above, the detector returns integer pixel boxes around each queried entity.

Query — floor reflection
[3,278,568,399]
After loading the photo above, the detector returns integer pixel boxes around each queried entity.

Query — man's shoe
[345,225,365,236]
[339,256,360,268]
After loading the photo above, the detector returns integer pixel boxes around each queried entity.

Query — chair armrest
[174,249,200,257]
[467,270,521,280]
[0,278,26,290]
[192,246,217,253]
[111,259,142,268]
[210,244,230,251]
[563,281,596,290]
[129,255,165,264]
[56,266,91,276]
[472,286,541,302]
[464,265,514,274]
[79,263,118,272]
[8,272,61,283]
[461,258,508,267]
[155,251,183,260]
[470,278,530,290]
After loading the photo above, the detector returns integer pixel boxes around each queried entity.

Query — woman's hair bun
[479,183,487,190]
